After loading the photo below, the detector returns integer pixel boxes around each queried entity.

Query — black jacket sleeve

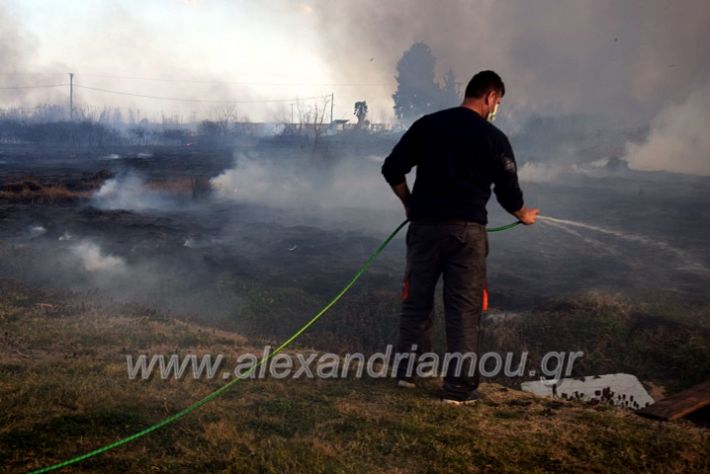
[381,120,422,186]
[492,135,525,214]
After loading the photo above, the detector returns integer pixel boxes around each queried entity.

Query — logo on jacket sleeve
[501,155,517,173]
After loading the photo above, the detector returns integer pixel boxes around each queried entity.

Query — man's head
[462,70,505,122]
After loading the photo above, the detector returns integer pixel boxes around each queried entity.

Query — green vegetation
[1,280,708,473]
[481,291,710,393]
[233,281,710,394]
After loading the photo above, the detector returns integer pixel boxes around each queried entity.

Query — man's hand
[513,206,540,225]
[390,182,412,219]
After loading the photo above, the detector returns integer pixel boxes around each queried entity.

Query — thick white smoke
[92,174,171,211]
[210,153,398,211]
[310,0,710,126]
[624,85,710,177]
[71,241,126,273]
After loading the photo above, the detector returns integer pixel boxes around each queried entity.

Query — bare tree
[288,96,333,151]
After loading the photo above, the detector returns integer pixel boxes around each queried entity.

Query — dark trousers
[396,221,488,397]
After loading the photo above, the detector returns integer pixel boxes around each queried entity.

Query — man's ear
[484,90,495,107]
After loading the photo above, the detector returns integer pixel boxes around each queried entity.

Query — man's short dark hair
[464,70,505,98]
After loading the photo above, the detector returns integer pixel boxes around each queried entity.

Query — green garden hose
[29,219,521,473]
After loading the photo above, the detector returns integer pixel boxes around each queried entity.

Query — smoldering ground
[1,142,708,340]
[1,0,709,353]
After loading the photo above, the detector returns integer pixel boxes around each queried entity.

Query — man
[381,70,539,405]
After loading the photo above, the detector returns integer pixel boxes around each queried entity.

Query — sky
[1,0,392,122]
[1,0,709,132]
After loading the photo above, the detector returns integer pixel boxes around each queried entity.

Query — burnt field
[1,143,709,364]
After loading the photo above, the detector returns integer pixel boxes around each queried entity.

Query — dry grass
[1,282,708,473]
[0,183,85,203]
[0,170,110,204]
[0,179,91,204]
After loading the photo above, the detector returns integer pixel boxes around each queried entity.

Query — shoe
[441,390,480,405]
[397,378,416,389]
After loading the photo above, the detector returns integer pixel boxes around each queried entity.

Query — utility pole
[330,92,334,124]
[68,72,74,120]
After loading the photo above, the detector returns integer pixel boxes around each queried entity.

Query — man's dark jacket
[381,106,524,225]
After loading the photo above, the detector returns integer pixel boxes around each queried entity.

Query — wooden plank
[636,379,710,421]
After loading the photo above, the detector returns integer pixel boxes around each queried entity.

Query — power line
[74,84,332,104]
[0,83,68,90]
[0,81,337,108]
[75,72,390,87]
[0,73,65,77]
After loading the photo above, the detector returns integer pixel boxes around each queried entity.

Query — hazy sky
[2,0,392,122]
[2,0,709,127]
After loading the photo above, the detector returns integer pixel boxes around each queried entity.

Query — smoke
[3,0,710,177]
[70,241,126,273]
[211,152,398,212]
[0,2,66,105]
[310,0,710,126]
[5,1,709,125]
[210,155,313,208]
[28,225,46,238]
[624,85,710,177]
[0,1,263,120]
[92,174,172,211]
[0,3,31,75]
[209,151,407,232]
[518,158,634,183]
[518,162,565,183]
